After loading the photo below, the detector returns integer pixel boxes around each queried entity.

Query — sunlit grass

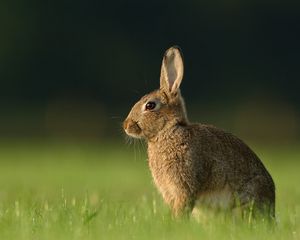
[0,140,299,239]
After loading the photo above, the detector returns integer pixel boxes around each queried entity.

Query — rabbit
[123,46,275,219]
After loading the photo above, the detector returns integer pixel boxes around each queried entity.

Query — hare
[123,46,275,218]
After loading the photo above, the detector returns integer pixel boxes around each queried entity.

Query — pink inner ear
[171,83,178,92]
[167,63,178,91]
[161,47,183,93]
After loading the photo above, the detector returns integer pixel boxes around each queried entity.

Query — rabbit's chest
[148,147,189,198]
[148,144,185,178]
[148,158,180,200]
[148,154,178,181]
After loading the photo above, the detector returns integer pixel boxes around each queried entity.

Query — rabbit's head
[123,46,189,140]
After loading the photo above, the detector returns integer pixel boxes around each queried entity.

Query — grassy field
[0,140,299,240]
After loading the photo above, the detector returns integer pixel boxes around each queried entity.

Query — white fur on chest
[196,185,234,209]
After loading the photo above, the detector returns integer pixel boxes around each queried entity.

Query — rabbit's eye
[145,101,156,111]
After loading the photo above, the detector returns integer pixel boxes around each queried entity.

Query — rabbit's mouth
[123,119,143,138]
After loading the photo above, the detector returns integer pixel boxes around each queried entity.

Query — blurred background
[0,3,300,238]
[0,0,300,144]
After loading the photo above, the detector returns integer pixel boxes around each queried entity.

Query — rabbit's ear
[160,46,184,96]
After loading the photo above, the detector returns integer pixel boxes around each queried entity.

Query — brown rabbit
[123,46,275,218]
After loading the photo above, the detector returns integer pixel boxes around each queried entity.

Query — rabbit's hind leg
[234,176,275,219]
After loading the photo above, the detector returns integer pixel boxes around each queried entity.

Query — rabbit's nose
[123,118,132,131]
[123,118,142,138]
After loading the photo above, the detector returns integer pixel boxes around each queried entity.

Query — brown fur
[123,46,275,218]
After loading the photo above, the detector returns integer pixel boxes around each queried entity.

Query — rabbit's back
[192,124,274,190]
[195,124,275,210]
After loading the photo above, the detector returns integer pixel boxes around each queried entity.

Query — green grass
[0,140,299,240]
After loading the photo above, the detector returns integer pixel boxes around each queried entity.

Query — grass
[0,139,299,240]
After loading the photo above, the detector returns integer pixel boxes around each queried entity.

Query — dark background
[1,1,300,143]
